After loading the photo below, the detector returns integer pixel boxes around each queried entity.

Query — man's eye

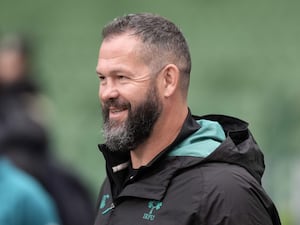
[118,75,130,82]
[98,76,105,81]
[118,75,126,80]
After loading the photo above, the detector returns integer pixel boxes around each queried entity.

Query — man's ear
[161,64,180,98]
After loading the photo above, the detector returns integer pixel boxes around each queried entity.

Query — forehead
[97,34,146,74]
[99,33,141,59]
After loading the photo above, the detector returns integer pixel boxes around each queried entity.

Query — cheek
[127,88,147,104]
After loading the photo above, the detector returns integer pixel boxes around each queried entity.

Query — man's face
[96,34,162,152]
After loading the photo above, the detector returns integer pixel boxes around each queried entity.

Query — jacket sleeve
[196,163,281,225]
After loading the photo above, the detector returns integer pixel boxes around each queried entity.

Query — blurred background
[1,0,299,224]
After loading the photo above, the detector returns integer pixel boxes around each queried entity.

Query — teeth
[111,109,124,113]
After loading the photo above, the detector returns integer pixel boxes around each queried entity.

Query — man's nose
[100,81,119,101]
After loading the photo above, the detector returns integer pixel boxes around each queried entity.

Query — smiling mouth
[109,107,128,120]
[110,108,125,113]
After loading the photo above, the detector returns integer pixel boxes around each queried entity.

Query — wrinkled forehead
[97,34,151,75]
[100,35,139,56]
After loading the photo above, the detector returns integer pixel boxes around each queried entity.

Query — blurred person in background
[94,13,281,225]
[0,33,95,225]
[0,34,61,224]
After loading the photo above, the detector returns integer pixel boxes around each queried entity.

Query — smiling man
[94,13,281,225]
[99,33,163,153]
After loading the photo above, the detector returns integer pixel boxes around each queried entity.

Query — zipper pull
[102,203,115,215]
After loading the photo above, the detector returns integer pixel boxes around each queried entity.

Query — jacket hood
[172,114,265,184]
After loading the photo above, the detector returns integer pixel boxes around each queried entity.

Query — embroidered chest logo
[99,194,115,215]
[142,200,163,221]
[99,194,110,209]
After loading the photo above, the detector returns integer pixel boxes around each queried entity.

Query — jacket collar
[98,109,200,200]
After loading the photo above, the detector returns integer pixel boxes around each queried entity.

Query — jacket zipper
[102,203,115,215]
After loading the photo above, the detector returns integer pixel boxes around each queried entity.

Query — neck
[130,105,188,169]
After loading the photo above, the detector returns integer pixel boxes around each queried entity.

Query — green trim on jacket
[168,119,226,157]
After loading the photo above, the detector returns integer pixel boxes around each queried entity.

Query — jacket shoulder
[174,162,278,225]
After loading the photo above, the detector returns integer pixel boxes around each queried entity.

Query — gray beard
[102,120,133,152]
[102,84,162,153]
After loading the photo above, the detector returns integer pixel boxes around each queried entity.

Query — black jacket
[95,112,281,225]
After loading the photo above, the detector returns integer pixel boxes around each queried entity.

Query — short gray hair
[102,13,191,96]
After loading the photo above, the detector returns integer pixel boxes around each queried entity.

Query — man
[95,13,281,225]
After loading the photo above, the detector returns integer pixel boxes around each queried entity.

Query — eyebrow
[96,68,135,77]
